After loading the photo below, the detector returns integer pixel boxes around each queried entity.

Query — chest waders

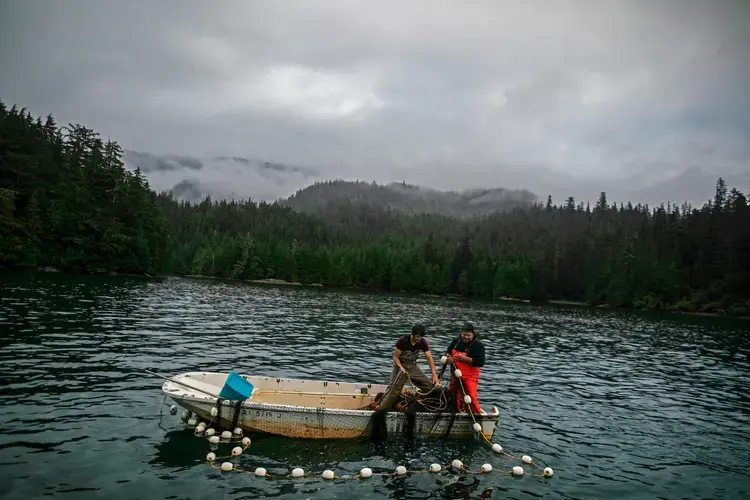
[379,348,432,410]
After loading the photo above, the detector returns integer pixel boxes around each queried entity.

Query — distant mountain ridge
[123,150,316,177]
[124,149,745,212]
[279,179,537,218]
[618,166,748,209]
[122,150,317,203]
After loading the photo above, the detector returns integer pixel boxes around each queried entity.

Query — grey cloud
[254,162,317,178]
[124,153,322,202]
[124,150,203,173]
[216,157,252,167]
[170,179,206,203]
[2,0,749,208]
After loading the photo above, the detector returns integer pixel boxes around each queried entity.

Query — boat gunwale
[163,383,500,421]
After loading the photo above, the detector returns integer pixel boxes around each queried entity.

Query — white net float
[473,422,482,432]
[209,435,220,444]
[512,466,524,476]
[321,470,335,480]
[220,462,233,472]
[359,467,372,478]
[291,468,304,478]
[221,430,232,440]
[492,443,503,453]
[255,467,267,477]
[440,356,448,364]
[451,459,463,469]
[544,467,554,477]
[241,437,251,446]
[454,369,462,378]
[522,455,532,464]
[231,446,242,456]
[429,463,441,472]
[464,395,472,404]
[206,452,216,462]
[395,465,407,475]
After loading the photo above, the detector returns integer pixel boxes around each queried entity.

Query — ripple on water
[0,273,749,500]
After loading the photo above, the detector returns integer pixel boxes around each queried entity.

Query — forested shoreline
[2,101,749,316]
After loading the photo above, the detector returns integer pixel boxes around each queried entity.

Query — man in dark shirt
[445,322,486,414]
[376,323,440,410]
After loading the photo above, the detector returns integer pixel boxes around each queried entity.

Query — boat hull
[162,372,499,439]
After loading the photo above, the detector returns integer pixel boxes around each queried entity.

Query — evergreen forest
[2,101,748,316]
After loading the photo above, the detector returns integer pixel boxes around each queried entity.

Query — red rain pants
[448,348,482,414]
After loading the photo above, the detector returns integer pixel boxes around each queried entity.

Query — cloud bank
[2,0,748,206]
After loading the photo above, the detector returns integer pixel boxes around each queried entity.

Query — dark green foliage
[2,101,749,316]
[0,101,167,274]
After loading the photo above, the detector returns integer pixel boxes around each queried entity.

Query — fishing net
[364,372,460,442]
[209,397,244,430]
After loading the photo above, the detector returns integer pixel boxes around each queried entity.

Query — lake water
[1,272,749,499]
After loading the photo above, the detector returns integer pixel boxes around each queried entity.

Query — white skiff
[162,371,500,439]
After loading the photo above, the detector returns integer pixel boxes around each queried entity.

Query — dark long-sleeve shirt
[445,337,486,367]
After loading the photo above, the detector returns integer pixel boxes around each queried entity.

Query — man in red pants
[445,322,486,415]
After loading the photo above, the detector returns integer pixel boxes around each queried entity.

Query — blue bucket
[218,371,254,401]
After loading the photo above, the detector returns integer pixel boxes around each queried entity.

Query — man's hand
[431,373,440,384]
[454,353,470,364]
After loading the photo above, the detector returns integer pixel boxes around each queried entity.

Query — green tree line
[0,101,165,274]
[2,101,748,315]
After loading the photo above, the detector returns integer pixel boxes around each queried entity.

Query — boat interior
[170,372,390,410]
[250,390,377,410]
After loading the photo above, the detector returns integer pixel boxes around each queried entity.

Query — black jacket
[445,336,486,367]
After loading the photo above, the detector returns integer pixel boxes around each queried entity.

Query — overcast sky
[2,0,749,204]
